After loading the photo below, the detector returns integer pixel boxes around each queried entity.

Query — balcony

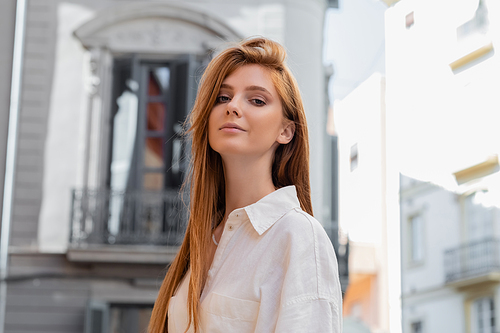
[67,188,187,264]
[444,238,500,288]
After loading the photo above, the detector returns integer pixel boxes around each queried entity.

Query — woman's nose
[226,98,242,117]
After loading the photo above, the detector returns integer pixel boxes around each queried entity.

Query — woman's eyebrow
[220,83,233,90]
[220,83,272,95]
[245,85,271,95]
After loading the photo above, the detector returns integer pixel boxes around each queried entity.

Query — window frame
[460,188,495,244]
[404,207,426,269]
[408,213,425,264]
[471,295,496,333]
[107,54,201,193]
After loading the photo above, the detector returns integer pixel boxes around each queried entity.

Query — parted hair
[148,37,312,333]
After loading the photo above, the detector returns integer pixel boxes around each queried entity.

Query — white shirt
[168,186,342,332]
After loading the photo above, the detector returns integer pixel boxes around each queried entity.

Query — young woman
[148,37,342,333]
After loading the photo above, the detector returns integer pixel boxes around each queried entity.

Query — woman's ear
[277,120,295,144]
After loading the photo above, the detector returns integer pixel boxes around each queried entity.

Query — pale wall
[400,178,460,295]
[403,289,464,333]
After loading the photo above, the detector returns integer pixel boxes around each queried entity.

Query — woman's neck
[221,154,276,223]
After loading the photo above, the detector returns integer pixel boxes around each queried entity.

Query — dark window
[109,304,153,333]
[102,55,201,244]
[85,300,109,333]
[406,12,414,29]
[350,143,358,172]
[85,301,153,333]
[109,57,194,193]
[411,321,423,333]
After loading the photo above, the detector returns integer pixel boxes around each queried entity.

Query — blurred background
[0,0,499,332]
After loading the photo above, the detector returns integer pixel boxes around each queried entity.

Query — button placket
[226,212,241,232]
[204,211,249,304]
[209,210,244,278]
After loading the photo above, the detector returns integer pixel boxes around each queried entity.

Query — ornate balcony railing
[69,188,188,246]
[444,238,500,283]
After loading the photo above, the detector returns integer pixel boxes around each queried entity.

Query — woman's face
[208,64,292,160]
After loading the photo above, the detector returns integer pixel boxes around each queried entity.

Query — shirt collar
[239,185,301,235]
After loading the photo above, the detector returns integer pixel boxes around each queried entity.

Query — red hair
[148,37,312,333]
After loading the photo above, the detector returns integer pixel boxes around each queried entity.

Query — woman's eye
[216,96,230,103]
[252,99,266,106]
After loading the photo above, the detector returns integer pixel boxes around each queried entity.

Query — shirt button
[228,225,233,230]
[236,214,239,217]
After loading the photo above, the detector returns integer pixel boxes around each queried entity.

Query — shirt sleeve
[275,297,341,333]
[271,209,343,333]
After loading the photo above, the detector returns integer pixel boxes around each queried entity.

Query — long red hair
[148,37,312,333]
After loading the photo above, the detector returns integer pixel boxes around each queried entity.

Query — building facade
[401,167,500,333]
[0,0,343,332]
[386,0,500,332]
[334,73,392,333]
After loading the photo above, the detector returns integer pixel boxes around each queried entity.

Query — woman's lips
[220,123,245,132]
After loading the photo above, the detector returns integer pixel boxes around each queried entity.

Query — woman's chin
[214,147,249,157]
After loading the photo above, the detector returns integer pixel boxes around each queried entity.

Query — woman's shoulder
[274,207,326,234]
[270,207,334,251]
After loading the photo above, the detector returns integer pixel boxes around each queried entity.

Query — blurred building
[400,166,500,333]
[342,242,379,333]
[334,73,392,333]
[386,0,500,332]
[0,0,344,332]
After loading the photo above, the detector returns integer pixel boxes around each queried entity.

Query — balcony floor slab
[67,245,179,264]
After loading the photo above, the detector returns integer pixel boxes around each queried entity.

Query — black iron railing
[444,238,500,283]
[69,189,188,246]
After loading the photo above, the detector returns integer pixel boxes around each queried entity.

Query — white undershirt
[167,186,342,332]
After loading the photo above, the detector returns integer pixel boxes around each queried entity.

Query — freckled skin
[208,64,288,159]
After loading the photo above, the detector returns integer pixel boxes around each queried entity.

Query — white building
[400,166,500,333]
[334,73,394,333]
[386,0,500,332]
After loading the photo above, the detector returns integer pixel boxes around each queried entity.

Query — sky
[324,0,387,102]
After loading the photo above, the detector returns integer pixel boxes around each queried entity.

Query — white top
[167,186,342,332]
